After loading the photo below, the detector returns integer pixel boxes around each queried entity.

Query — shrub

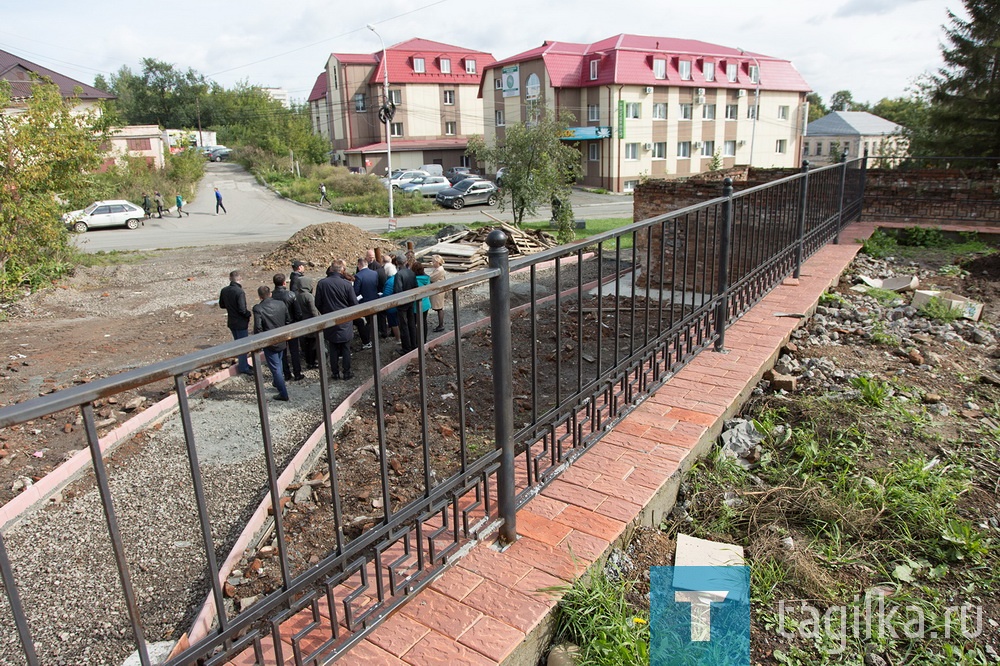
[331,191,434,216]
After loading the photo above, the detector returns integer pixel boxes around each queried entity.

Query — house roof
[807,111,905,137]
[344,137,469,154]
[334,38,496,86]
[0,48,113,101]
[307,72,326,103]
[484,34,810,93]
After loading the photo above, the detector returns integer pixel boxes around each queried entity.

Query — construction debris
[415,224,558,271]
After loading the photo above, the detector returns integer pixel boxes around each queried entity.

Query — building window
[389,89,401,105]
[495,109,505,126]
[590,59,599,80]
[354,93,366,112]
[723,140,736,157]
[440,58,451,74]
[624,179,639,192]
[652,102,667,119]
[126,137,151,150]
[679,103,693,120]
[652,142,667,159]
[704,62,715,82]
[815,142,823,156]
[778,105,789,120]
[460,155,471,168]
[701,140,715,157]
[749,64,759,84]
[445,121,456,135]
[803,144,810,156]
[624,143,639,160]
[679,60,692,80]
[589,143,599,161]
[494,78,502,90]
[653,58,666,80]
[727,63,737,82]
[776,139,787,154]
[747,105,757,120]
[588,104,600,121]
[465,59,476,74]
[625,102,641,119]
[725,104,738,120]
[443,90,455,105]
[703,104,716,120]
[414,57,425,73]
[390,122,403,137]
[677,141,691,158]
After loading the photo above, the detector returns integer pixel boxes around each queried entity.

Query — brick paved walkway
[229,222,876,665]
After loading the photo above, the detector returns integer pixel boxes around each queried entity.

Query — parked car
[208,147,232,162]
[63,200,145,233]
[382,169,430,190]
[444,166,477,185]
[435,179,499,210]
[399,176,451,197]
[197,145,222,157]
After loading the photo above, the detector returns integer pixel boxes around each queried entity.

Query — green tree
[924,0,1000,157]
[98,59,208,128]
[467,111,582,225]
[0,78,108,295]
[806,92,829,123]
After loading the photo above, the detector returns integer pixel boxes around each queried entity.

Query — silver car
[63,200,145,233]
[400,176,451,197]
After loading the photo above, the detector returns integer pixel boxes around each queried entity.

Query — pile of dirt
[255,222,397,272]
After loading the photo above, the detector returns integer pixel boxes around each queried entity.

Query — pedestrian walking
[154,191,164,218]
[319,183,329,205]
[176,193,189,217]
[219,270,253,374]
[215,187,227,215]
[141,193,151,219]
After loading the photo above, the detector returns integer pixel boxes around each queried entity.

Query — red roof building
[310,39,496,174]
[482,34,812,192]
[0,48,113,114]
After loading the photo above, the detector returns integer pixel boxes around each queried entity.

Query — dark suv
[435,179,499,209]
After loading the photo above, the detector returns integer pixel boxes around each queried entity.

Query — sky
[2,0,962,107]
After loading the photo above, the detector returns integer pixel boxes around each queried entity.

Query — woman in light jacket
[429,254,447,332]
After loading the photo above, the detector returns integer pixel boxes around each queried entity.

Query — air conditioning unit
[642,142,653,150]
[696,88,706,96]
[692,141,703,150]
[695,95,706,105]
[738,89,747,97]
[644,86,654,94]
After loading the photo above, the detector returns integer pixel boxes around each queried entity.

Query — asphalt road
[72,162,635,253]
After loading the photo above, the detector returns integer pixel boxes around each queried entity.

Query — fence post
[835,153,848,245]
[714,178,734,353]
[860,148,869,222]
[487,230,517,546]
[794,160,809,278]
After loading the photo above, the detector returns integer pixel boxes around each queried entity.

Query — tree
[0,78,108,295]
[924,0,1000,157]
[829,90,869,113]
[467,111,582,225]
[98,59,208,128]
[806,92,829,123]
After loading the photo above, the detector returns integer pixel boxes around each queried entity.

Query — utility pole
[196,97,204,148]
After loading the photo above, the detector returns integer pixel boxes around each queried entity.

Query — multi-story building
[805,111,907,165]
[481,34,811,192]
[309,39,495,174]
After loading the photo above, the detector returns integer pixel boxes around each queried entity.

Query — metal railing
[0,156,866,665]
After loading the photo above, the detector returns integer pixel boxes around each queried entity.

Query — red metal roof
[344,137,469,154]
[485,34,810,93]
[0,48,114,101]
[334,38,495,86]
[307,72,326,102]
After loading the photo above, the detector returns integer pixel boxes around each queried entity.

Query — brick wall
[863,168,1000,224]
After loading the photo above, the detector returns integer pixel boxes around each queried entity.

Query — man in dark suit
[219,270,253,374]
[315,260,357,380]
[392,254,418,354]
[252,285,291,401]
[354,259,380,350]
[272,273,304,381]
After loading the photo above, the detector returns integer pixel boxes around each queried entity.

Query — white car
[382,169,430,190]
[64,200,145,233]
[400,176,451,197]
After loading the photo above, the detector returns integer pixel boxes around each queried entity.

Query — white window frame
[389,89,401,105]
[354,93,366,112]
[465,59,476,74]
[590,59,599,80]
[679,60,692,80]
[677,141,691,158]
[414,57,425,73]
[701,140,715,157]
[778,105,789,120]
[445,121,456,136]
[390,122,403,137]
[704,62,715,82]
[443,90,455,105]
[725,104,738,120]
[588,104,600,122]
[440,58,451,74]
[653,58,666,80]
[624,143,639,160]
[726,63,737,82]
[624,179,639,192]
[703,104,716,120]
[625,102,641,119]
[589,143,599,161]
[652,142,667,159]
[652,102,667,120]
[749,64,759,84]
[747,105,757,120]
[776,139,787,154]
[495,109,505,126]
[679,103,693,120]
[723,140,736,157]
[815,142,823,156]
[494,78,502,90]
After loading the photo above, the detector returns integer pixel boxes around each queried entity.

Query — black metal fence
[0,157,866,665]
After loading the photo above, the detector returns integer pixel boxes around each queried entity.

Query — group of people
[219,250,449,401]
[140,188,226,218]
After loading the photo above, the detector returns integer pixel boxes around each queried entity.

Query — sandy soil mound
[256,222,397,272]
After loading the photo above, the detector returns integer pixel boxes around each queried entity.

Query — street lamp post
[367,24,394,230]
[739,48,761,169]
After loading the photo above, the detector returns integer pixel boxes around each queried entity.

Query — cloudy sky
[4,0,960,106]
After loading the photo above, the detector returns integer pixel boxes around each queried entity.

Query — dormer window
[749,64,759,84]
[704,62,715,82]
[590,59,599,80]
[726,63,738,82]
[414,57,425,73]
[440,58,451,74]
[465,59,476,74]
[653,58,666,80]
[679,60,692,81]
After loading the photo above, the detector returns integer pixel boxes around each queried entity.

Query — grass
[918,296,964,323]
[862,227,993,261]
[523,217,635,250]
